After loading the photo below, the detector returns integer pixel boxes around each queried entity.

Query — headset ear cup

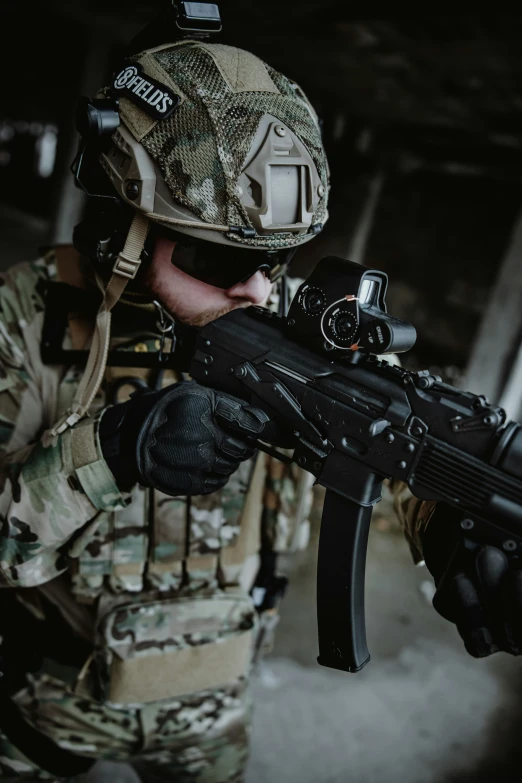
[73,203,140,270]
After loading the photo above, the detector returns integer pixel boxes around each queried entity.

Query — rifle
[186,256,522,674]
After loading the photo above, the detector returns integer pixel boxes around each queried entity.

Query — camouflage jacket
[0,249,309,622]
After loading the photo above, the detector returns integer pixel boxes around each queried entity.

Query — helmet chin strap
[47,212,151,440]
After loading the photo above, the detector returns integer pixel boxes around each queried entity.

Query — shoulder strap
[46,212,150,440]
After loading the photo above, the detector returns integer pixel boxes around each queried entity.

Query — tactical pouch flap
[97,592,256,706]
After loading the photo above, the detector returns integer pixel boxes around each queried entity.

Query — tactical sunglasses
[169,239,294,289]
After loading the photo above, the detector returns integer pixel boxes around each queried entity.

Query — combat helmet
[101,41,329,249]
[51,31,329,437]
[75,40,329,264]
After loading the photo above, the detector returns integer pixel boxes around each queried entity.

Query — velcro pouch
[96,591,256,706]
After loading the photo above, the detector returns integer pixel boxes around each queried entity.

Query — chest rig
[40,247,263,603]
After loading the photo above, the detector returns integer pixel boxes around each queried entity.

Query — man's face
[143,236,273,327]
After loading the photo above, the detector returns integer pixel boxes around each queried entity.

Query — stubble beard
[182,301,250,327]
[142,254,261,328]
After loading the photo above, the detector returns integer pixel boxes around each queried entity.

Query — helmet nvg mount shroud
[51,0,330,439]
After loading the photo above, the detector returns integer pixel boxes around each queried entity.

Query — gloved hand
[421,504,522,658]
[100,381,287,496]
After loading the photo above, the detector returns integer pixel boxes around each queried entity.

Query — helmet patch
[112,63,181,120]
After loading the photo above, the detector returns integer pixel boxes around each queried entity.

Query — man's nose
[225,270,271,305]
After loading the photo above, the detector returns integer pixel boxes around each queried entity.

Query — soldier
[0,39,328,783]
[0,36,519,783]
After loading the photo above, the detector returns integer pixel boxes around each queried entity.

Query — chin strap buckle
[113,252,141,279]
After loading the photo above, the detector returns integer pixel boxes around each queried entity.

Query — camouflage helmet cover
[101,41,330,250]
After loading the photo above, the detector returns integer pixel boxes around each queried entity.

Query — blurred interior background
[1,4,522,781]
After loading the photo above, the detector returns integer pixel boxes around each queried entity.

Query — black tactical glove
[422,504,522,658]
[100,381,286,496]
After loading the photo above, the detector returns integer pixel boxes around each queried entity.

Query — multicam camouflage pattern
[127,42,330,249]
[0,252,259,594]
[0,260,127,591]
[261,456,314,553]
[0,249,311,780]
[100,591,254,667]
[390,479,437,564]
[7,671,250,782]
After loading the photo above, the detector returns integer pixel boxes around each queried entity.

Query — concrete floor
[88,490,522,783]
[245,496,522,783]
